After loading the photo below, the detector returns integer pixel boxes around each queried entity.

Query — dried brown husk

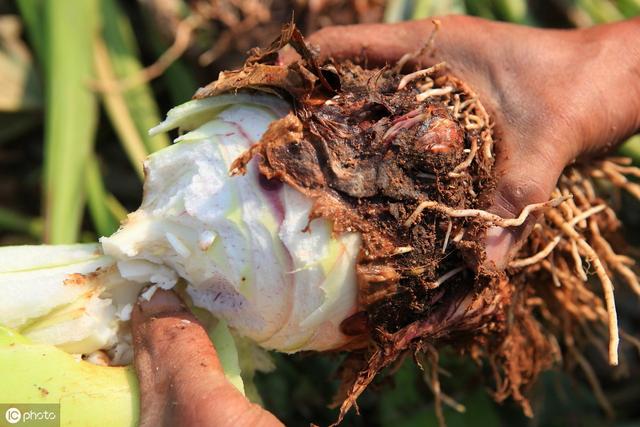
[196,24,640,424]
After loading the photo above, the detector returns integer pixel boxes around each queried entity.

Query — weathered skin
[132,290,283,427]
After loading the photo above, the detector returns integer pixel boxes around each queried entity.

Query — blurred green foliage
[0,0,639,425]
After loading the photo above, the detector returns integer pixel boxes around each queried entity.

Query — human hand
[131,289,283,427]
[305,15,640,268]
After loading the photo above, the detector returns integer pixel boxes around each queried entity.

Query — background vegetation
[0,0,638,425]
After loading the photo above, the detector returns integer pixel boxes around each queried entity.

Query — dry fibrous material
[508,159,640,415]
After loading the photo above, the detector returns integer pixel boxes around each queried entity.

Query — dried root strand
[395,19,441,72]
[569,204,607,226]
[502,158,640,415]
[426,384,466,414]
[397,62,447,90]
[94,15,202,93]
[442,220,453,254]
[416,86,454,102]
[588,218,640,296]
[511,156,640,370]
[546,209,619,366]
[509,204,606,268]
[570,239,589,281]
[446,76,493,163]
[510,236,562,268]
[415,347,466,427]
[333,350,386,427]
[429,266,465,289]
[608,162,640,178]
[426,348,446,427]
[449,135,478,177]
[593,160,640,199]
[404,196,568,228]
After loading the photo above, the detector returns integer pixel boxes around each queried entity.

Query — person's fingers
[131,289,227,427]
[132,289,282,427]
[303,15,504,72]
[306,20,436,66]
[278,22,414,66]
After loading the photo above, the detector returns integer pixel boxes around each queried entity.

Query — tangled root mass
[196,24,640,424]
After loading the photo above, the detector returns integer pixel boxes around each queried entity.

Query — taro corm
[1,23,639,424]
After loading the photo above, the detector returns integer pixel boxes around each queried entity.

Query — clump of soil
[196,24,640,424]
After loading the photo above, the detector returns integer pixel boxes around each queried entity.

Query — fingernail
[484,226,514,270]
[138,289,185,317]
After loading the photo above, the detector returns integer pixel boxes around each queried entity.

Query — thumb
[131,289,281,427]
[484,141,568,270]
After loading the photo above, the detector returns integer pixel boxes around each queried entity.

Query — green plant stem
[15,0,44,60]
[94,38,147,179]
[100,0,170,153]
[18,0,129,241]
[42,0,99,243]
